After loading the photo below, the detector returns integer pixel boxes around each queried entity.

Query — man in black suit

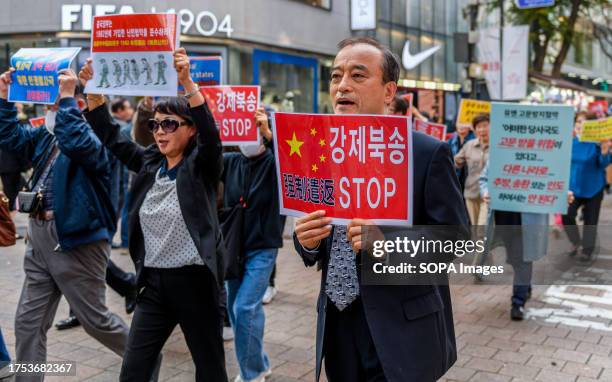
[293,37,469,382]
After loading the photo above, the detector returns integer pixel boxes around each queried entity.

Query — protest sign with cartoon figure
[85,13,180,97]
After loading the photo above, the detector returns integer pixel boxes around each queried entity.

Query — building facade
[0,0,472,121]
[0,0,354,113]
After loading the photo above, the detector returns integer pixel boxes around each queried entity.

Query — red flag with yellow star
[200,85,260,146]
[271,112,413,225]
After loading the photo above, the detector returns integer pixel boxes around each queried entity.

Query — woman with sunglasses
[79,49,227,382]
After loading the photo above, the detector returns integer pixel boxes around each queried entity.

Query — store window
[406,1,420,28]
[229,47,253,86]
[319,63,333,114]
[391,0,407,25]
[290,0,331,10]
[253,49,318,113]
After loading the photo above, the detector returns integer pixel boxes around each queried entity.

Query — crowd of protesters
[0,35,610,382]
[448,108,611,321]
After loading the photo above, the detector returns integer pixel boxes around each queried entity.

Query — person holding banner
[79,48,227,382]
[454,113,490,226]
[293,37,468,382]
[221,107,282,382]
[0,68,130,376]
[480,160,575,320]
[562,111,612,262]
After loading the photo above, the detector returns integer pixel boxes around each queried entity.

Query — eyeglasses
[147,118,191,133]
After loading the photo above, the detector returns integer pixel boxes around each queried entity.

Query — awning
[586,88,612,99]
[529,71,590,93]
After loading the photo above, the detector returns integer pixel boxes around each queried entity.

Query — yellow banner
[580,117,612,143]
[457,99,491,127]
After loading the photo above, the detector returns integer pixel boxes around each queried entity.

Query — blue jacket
[569,137,611,199]
[0,98,115,250]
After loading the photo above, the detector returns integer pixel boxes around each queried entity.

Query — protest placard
[271,113,413,225]
[178,56,222,92]
[85,13,180,97]
[457,99,491,128]
[28,117,45,128]
[414,119,447,141]
[8,47,81,105]
[588,100,608,118]
[200,85,260,146]
[579,117,612,143]
[488,103,574,214]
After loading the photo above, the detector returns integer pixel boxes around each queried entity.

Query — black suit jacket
[85,103,225,287]
[293,132,469,382]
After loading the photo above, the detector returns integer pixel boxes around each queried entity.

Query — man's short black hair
[392,95,410,115]
[336,37,400,84]
[111,97,130,114]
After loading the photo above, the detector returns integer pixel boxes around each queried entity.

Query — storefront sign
[271,112,413,225]
[414,119,446,141]
[179,56,222,92]
[200,85,260,146]
[8,47,81,104]
[580,117,612,143]
[61,4,233,37]
[84,13,180,97]
[489,103,574,214]
[402,41,441,71]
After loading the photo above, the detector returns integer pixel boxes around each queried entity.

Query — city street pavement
[1,194,612,381]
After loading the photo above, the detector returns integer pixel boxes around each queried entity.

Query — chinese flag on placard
[271,113,413,225]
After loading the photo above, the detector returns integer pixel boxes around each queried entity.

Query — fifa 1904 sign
[61,4,233,37]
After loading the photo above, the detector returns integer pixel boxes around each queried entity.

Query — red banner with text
[272,113,413,225]
[414,119,447,141]
[200,85,260,146]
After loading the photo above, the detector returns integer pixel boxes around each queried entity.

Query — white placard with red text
[85,13,180,97]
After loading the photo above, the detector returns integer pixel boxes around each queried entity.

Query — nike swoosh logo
[402,41,442,70]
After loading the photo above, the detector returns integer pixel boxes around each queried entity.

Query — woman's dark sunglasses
[147,118,191,133]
